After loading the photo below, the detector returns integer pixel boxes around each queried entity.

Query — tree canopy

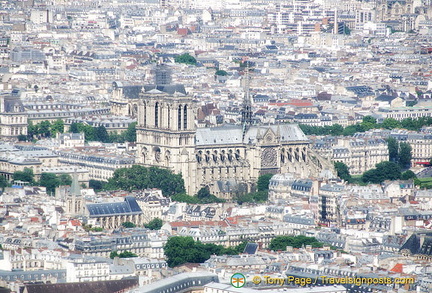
[300,116,432,136]
[39,173,72,194]
[399,142,412,169]
[106,165,185,195]
[362,161,401,183]
[386,138,412,169]
[175,53,197,65]
[144,218,163,230]
[110,251,137,259]
[215,70,228,76]
[257,174,273,191]
[164,236,247,267]
[269,235,324,251]
[121,221,136,228]
[13,168,35,184]
[334,162,351,182]
[69,122,137,143]
[235,174,271,204]
[196,186,225,203]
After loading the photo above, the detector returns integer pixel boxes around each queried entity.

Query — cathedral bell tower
[136,89,198,194]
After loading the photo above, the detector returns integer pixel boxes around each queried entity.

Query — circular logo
[231,273,246,288]
[252,276,262,284]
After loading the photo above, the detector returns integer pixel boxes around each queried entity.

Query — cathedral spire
[241,61,253,137]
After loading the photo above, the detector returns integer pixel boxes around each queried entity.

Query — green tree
[144,218,163,230]
[0,175,8,190]
[27,121,38,139]
[362,116,377,124]
[381,118,400,129]
[124,122,137,142]
[109,251,119,259]
[342,124,361,136]
[110,251,137,259]
[401,118,419,131]
[51,119,64,135]
[399,142,412,169]
[121,221,136,228]
[171,193,199,204]
[386,137,399,162]
[334,162,351,182]
[118,251,138,258]
[269,235,323,251]
[106,165,185,195]
[89,179,105,191]
[38,120,51,137]
[330,124,344,136]
[77,123,95,141]
[58,174,72,186]
[164,236,249,267]
[164,236,197,267]
[362,161,401,183]
[17,134,27,141]
[13,168,34,184]
[236,191,268,204]
[401,170,416,180]
[215,70,228,76]
[175,53,197,65]
[257,174,273,191]
[95,125,110,143]
[69,122,80,133]
[39,173,60,194]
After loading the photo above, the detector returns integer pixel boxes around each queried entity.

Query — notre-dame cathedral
[112,71,331,198]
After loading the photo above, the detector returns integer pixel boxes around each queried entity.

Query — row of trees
[69,122,136,143]
[163,235,332,267]
[105,165,185,195]
[164,236,247,267]
[121,218,163,230]
[361,161,416,184]
[96,165,275,204]
[12,168,72,194]
[334,161,416,184]
[22,120,137,143]
[269,235,324,251]
[300,115,432,136]
[109,251,137,259]
[22,120,65,141]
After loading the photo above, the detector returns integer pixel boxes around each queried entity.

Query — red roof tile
[390,263,403,273]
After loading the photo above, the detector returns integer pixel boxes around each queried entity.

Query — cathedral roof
[195,124,308,146]
[143,84,186,95]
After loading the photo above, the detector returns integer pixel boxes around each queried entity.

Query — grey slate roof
[87,197,142,217]
[195,124,307,146]
[400,232,432,255]
[143,84,186,95]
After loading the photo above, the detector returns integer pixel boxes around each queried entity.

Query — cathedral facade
[135,89,326,198]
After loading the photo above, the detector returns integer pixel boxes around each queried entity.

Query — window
[183,105,188,129]
[178,105,182,130]
[155,102,159,128]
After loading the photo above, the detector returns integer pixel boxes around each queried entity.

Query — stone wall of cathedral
[136,92,323,197]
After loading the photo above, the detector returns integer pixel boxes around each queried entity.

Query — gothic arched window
[155,102,159,128]
[178,105,182,130]
[183,105,188,130]
[143,102,147,127]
